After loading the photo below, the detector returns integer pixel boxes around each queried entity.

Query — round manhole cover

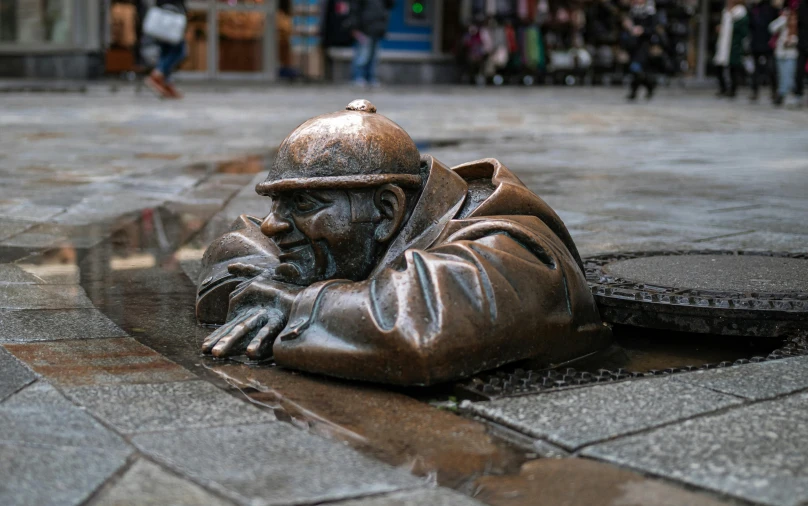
[585,251,808,337]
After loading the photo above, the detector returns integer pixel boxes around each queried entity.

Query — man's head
[256,100,423,285]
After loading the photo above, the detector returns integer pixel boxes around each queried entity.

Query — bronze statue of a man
[197,100,609,385]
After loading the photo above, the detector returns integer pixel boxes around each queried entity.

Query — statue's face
[260,189,380,286]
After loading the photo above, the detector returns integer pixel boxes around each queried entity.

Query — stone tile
[584,392,808,506]
[0,231,67,248]
[0,346,37,402]
[0,308,127,343]
[0,220,33,241]
[211,364,525,488]
[0,263,44,283]
[65,380,273,434]
[463,377,743,450]
[673,356,808,401]
[0,444,131,506]
[89,458,235,506]
[332,489,483,505]
[132,423,423,506]
[473,458,732,506]
[0,382,131,450]
[0,284,93,309]
[5,338,196,388]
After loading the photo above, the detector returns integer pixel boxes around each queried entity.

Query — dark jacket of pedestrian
[798,0,808,51]
[749,0,779,54]
[345,0,394,39]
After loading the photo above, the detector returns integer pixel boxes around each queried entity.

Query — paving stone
[473,458,732,506]
[210,363,525,488]
[131,423,423,506]
[65,380,273,434]
[331,488,483,505]
[0,284,94,309]
[5,338,196,388]
[673,356,808,400]
[584,392,808,506]
[0,382,131,451]
[463,377,743,450]
[0,308,127,343]
[0,220,33,241]
[0,444,132,506]
[0,263,44,283]
[89,458,235,506]
[0,346,37,402]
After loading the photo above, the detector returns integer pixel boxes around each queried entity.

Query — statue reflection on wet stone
[196,100,610,385]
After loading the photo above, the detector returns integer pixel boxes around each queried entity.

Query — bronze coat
[197,156,609,385]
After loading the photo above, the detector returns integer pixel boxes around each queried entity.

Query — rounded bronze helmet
[256,99,423,195]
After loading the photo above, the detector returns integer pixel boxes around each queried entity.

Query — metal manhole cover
[585,250,808,337]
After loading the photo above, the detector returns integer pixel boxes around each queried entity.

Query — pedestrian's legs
[365,38,381,85]
[779,58,797,97]
[750,53,762,98]
[156,41,187,80]
[717,66,728,95]
[765,53,778,99]
[795,50,807,97]
[728,64,743,97]
[351,37,373,84]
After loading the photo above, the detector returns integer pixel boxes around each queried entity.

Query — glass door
[178,0,276,80]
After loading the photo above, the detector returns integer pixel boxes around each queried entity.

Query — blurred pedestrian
[748,0,780,101]
[714,0,749,98]
[144,0,188,99]
[345,0,393,87]
[770,8,800,104]
[794,0,808,103]
[623,0,666,100]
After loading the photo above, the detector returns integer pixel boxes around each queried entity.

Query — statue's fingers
[246,311,286,360]
[201,317,245,353]
[211,310,268,358]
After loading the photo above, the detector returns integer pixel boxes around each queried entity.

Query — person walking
[345,0,393,87]
[794,0,808,104]
[714,0,749,97]
[144,0,188,99]
[770,9,800,104]
[748,0,780,101]
[623,0,667,100]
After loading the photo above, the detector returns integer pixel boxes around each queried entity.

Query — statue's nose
[260,211,292,237]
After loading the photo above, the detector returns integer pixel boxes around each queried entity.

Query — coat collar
[370,155,468,275]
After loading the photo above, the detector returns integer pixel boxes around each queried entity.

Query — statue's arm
[273,231,599,385]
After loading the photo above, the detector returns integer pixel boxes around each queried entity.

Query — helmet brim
[255,174,422,195]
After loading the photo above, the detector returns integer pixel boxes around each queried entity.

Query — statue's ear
[373,184,407,243]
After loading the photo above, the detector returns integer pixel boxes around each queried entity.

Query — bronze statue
[196,100,609,385]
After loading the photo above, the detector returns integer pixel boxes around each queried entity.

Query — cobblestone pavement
[1,85,807,506]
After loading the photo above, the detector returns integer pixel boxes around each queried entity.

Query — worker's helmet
[256,99,422,195]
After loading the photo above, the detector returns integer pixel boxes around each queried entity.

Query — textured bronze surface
[197,100,609,385]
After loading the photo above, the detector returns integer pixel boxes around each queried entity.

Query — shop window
[0,0,73,44]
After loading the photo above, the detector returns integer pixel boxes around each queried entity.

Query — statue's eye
[292,193,319,213]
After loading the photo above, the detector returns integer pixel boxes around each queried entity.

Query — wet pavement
[1,85,807,506]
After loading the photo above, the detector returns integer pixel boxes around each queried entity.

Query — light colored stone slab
[673,356,808,400]
[90,458,234,506]
[332,489,483,505]
[0,346,36,402]
[65,380,273,434]
[463,377,743,450]
[0,309,127,342]
[584,392,808,506]
[132,423,423,506]
[0,284,93,309]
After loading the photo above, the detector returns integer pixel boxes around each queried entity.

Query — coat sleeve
[273,221,606,385]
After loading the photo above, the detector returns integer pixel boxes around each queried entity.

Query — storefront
[0,0,104,78]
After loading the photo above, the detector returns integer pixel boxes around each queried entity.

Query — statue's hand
[201,277,303,360]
